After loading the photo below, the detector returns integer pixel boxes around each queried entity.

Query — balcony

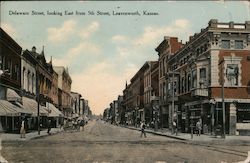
[191,88,208,97]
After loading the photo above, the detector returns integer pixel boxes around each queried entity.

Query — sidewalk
[0,128,62,142]
[123,125,250,142]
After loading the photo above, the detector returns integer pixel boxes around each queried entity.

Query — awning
[6,88,22,102]
[45,102,64,117]
[0,100,32,116]
[22,97,48,117]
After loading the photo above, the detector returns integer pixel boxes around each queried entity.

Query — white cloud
[79,21,99,40]
[67,42,101,57]
[47,20,76,42]
[71,61,137,115]
[52,41,101,67]
[52,57,71,67]
[133,19,191,46]
[111,35,128,42]
[1,23,16,37]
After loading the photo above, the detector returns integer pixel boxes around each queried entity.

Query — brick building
[166,19,250,135]
[155,36,183,129]
[54,66,72,118]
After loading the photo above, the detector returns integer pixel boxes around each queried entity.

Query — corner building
[166,19,250,135]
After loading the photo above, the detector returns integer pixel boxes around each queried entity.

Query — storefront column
[229,103,237,135]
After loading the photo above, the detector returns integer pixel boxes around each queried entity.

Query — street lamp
[218,59,226,139]
[36,72,40,135]
[209,98,216,136]
[167,71,180,134]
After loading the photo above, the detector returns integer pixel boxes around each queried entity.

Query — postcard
[0,1,250,163]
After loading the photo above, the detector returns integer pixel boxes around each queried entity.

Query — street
[2,120,249,163]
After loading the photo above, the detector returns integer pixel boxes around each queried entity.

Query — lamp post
[36,72,40,135]
[219,60,226,139]
[167,71,180,134]
[209,98,216,136]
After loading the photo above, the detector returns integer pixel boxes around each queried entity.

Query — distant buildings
[104,19,250,136]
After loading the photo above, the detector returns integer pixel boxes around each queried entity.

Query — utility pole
[36,72,40,135]
[219,60,226,139]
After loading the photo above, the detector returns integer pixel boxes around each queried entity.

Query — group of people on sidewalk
[19,117,87,138]
[139,118,203,138]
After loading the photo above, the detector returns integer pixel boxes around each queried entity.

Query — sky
[0,1,249,115]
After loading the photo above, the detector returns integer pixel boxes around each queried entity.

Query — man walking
[196,119,202,136]
[20,118,26,138]
[47,119,52,135]
[172,120,177,135]
[140,121,146,138]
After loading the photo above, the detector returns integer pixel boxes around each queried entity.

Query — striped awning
[0,100,32,116]
[6,88,22,102]
[22,97,48,117]
[45,102,64,117]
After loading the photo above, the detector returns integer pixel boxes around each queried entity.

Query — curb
[2,130,63,142]
[122,125,187,141]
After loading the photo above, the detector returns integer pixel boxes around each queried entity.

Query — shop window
[235,40,243,49]
[221,40,230,49]
[226,64,239,86]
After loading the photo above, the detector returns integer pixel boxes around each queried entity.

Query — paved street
[1,120,249,163]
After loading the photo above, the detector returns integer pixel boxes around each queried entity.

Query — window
[181,77,185,93]
[221,40,230,49]
[200,68,206,80]
[188,74,191,91]
[196,48,200,56]
[235,40,243,49]
[191,69,197,88]
[226,64,239,86]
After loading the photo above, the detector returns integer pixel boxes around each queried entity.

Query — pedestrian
[196,119,202,136]
[47,119,51,135]
[140,121,146,138]
[80,119,85,131]
[172,120,177,135]
[20,118,26,138]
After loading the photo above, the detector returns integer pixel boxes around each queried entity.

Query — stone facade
[155,37,183,129]
[21,50,37,98]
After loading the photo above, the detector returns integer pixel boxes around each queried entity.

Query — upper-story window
[200,68,206,80]
[199,68,206,88]
[187,74,191,91]
[196,48,200,56]
[221,40,230,49]
[235,40,243,49]
[191,69,197,88]
[226,64,239,86]
[181,77,185,93]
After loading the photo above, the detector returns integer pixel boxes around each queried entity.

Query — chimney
[246,21,250,29]
[209,19,218,28]
[164,36,170,40]
[32,46,36,53]
[189,36,194,41]
[229,21,234,28]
